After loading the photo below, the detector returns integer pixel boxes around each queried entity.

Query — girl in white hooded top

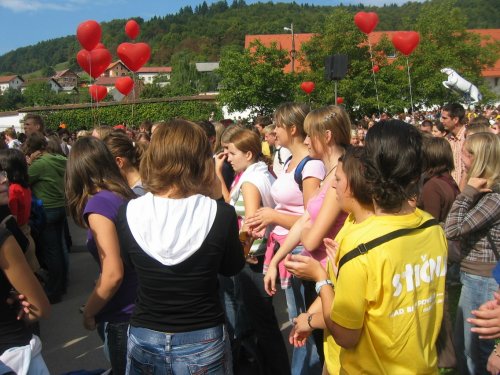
[116,119,245,374]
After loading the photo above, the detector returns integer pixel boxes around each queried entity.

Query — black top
[117,199,244,333]
[0,228,32,355]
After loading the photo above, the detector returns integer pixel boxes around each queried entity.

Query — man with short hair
[441,103,466,188]
[23,114,45,137]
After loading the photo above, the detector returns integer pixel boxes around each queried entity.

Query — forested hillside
[0,0,498,75]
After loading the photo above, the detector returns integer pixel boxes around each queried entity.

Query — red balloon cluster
[76,48,112,79]
[88,85,107,102]
[300,81,315,95]
[76,20,112,79]
[392,31,420,56]
[76,19,150,100]
[354,12,379,35]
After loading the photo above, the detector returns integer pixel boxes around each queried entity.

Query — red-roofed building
[136,66,172,85]
[104,61,131,78]
[0,75,24,93]
[246,29,500,95]
[245,33,315,73]
[52,69,79,89]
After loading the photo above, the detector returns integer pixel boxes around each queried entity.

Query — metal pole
[334,80,338,105]
[291,23,295,74]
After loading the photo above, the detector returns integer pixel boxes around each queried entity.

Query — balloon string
[87,55,97,127]
[406,57,414,114]
[351,79,372,109]
[131,73,136,126]
[368,40,381,116]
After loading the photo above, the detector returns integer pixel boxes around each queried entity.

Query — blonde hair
[92,125,113,140]
[304,105,351,149]
[464,132,500,188]
[273,102,310,140]
[140,119,214,197]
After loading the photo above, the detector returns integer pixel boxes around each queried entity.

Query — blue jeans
[98,321,129,374]
[41,207,68,301]
[455,272,497,375]
[284,249,322,375]
[218,275,249,341]
[126,325,232,375]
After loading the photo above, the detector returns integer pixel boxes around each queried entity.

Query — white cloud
[0,0,82,12]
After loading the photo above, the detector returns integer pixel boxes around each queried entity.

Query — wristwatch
[315,279,333,294]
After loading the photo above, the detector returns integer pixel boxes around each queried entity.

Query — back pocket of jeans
[129,355,155,375]
[186,338,227,375]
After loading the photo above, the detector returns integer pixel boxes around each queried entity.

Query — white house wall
[0,112,24,132]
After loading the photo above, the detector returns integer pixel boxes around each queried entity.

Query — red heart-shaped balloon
[117,43,151,72]
[300,81,315,95]
[77,20,102,51]
[354,12,379,35]
[337,97,344,104]
[115,77,135,96]
[125,20,140,40]
[88,85,108,102]
[77,48,112,79]
[372,65,380,73]
[392,31,420,56]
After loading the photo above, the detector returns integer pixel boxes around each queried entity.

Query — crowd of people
[0,102,498,375]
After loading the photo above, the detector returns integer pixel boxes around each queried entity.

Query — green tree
[410,0,500,107]
[218,41,295,117]
[300,0,499,115]
[41,65,56,77]
[0,88,24,110]
[167,51,200,96]
[300,8,377,114]
[23,82,59,106]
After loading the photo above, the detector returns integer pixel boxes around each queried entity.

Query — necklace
[324,163,337,179]
[320,164,337,187]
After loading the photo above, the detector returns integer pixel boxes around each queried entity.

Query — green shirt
[28,153,67,208]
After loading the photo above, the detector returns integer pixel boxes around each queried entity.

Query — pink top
[302,180,348,266]
[271,159,325,236]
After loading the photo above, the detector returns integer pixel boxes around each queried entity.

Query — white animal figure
[441,68,482,103]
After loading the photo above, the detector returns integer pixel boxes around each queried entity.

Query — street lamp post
[284,23,295,74]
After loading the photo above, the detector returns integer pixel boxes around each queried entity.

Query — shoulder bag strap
[338,218,439,273]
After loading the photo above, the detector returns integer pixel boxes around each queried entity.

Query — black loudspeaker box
[324,54,349,81]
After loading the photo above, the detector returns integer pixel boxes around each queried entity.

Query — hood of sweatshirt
[126,193,217,265]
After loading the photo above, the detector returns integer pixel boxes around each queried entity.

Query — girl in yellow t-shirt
[285,120,447,375]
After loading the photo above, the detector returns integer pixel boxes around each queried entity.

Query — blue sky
[0,0,418,55]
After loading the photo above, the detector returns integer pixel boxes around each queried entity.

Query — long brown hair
[103,130,146,169]
[66,136,135,227]
[140,119,215,197]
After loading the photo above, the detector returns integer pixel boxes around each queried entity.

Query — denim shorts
[126,324,232,375]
